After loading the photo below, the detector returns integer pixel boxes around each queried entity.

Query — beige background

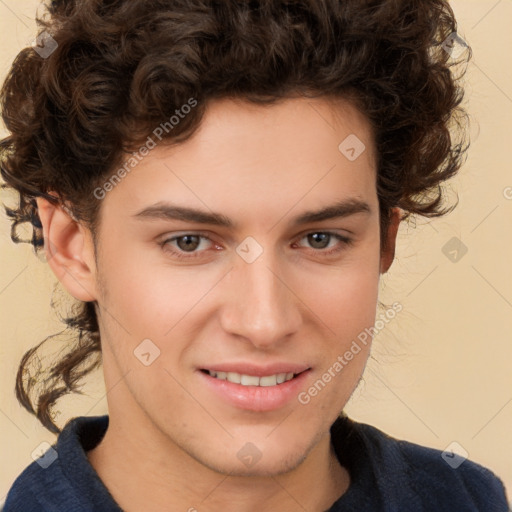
[1,0,511,506]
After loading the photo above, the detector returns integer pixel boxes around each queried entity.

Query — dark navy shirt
[3,414,509,511]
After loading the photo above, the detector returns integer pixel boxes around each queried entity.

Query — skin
[36,96,401,512]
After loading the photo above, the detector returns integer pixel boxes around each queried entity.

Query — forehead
[173,95,376,169]
[99,96,378,227]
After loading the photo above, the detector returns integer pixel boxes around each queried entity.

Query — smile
[204,370,297,386]
[198,368,311,411]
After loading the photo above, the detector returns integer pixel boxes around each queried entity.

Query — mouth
[198,367,311,411]
[200,369,305,387]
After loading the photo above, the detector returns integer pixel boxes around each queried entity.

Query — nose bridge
[222,242,301,346]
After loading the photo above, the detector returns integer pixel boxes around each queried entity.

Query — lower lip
[198,370,311,412]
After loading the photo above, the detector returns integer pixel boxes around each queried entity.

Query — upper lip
[200,362,311,377]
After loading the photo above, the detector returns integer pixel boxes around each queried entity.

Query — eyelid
[292,231,353,252]
[159,231,217,250]
[159,230,353,259]
[293,227,353,240]
[159,230,351,246]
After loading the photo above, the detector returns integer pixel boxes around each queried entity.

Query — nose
[219,248,302,349]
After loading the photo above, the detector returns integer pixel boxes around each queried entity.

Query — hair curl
[0,0,471,433]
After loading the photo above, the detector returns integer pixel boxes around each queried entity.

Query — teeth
[208,370,295,386]
[241,374,260,386]
[226,371,241,384]
[259,375,277,386]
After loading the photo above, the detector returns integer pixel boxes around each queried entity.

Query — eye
[159,230,353,261]
[160,233,216,259]
[294,231,353,256]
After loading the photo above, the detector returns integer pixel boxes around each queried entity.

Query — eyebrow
[132,198,371,228]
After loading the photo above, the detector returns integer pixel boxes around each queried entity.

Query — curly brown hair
[0,0,470,433]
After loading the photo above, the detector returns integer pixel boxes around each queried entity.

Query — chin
[192,431,316,478]
[207,450,309,478]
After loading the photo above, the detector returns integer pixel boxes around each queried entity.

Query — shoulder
[3,415,111,512]
[337,416,510,511]
[2,447,77,511]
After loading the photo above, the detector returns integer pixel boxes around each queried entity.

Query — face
[67,96,397,476]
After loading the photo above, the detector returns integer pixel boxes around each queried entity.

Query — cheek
[98,242,211,333]
[301,255,381,339]
[300,267,378,413]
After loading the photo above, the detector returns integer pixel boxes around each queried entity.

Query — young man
[0,0,509,510]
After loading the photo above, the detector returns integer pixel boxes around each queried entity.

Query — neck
[87,413,350,512]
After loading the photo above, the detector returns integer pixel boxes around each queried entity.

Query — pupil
[178,235,199,251]
[309,233,328,249]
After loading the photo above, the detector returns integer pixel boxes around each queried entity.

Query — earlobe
[380,207,402,274]
[35,196,98,302]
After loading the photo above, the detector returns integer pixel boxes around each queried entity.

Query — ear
[35,195,99,302]
[379,207,402,274]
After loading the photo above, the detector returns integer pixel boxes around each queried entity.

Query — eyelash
[159,231,353,260]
